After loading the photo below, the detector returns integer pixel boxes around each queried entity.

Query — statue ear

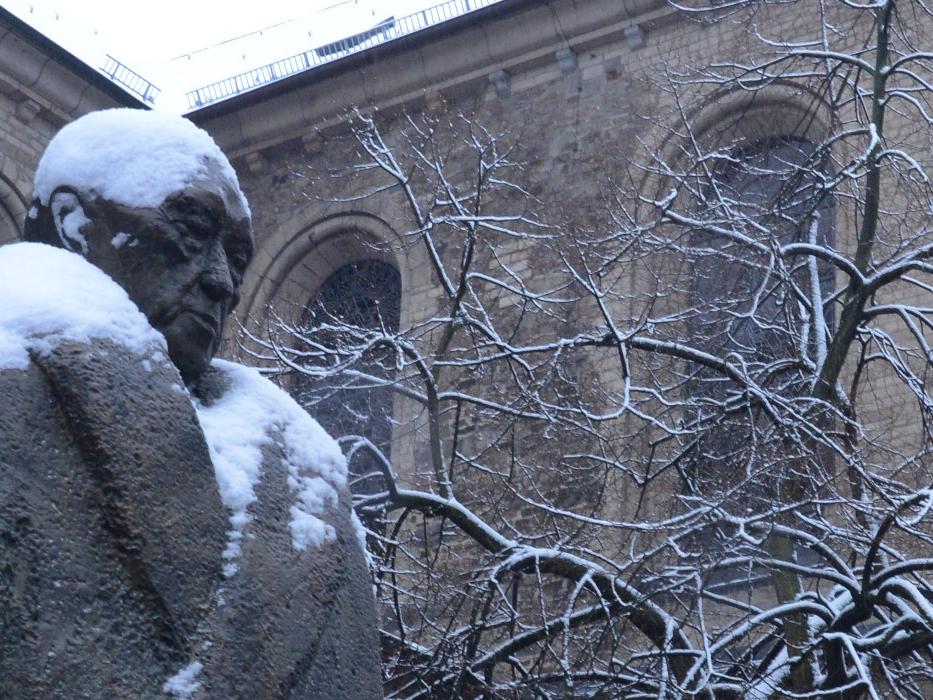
[48,188,92,256]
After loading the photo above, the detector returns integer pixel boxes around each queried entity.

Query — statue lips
[148,307,224,383]
[160,308,220,363]
[182,309,221,342]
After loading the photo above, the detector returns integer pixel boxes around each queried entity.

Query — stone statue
[0,109,382,698]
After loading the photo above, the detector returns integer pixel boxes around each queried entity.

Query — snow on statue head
[24,108,254,385]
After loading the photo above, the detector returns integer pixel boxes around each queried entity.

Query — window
[293,259,402,535]
[684,137,835,496]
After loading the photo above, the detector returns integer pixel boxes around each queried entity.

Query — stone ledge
[191,0,670,158]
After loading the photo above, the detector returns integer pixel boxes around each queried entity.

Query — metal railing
[185,0,502,109]
[314,15,397,57]
[101,55,161,103]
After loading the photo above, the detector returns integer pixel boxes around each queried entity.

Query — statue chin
[161,314,218,384]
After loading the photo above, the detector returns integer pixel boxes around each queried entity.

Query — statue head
[24,109,254,384]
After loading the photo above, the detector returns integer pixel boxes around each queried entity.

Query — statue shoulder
[0,356,74,482]
[0,338,230,697]
[194,359,347,486]
[193,359,349,548]
[189,360,382,699]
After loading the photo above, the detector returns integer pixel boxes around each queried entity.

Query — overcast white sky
[6,0,459,112]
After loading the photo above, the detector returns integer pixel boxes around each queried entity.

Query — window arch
[312,259,401,333]
[232,211,404,345]
[692,138,835,353]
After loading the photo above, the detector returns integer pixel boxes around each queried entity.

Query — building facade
[186,3,933,693]
[3,1,931,694]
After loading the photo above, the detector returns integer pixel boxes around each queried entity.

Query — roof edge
[187,0,661,122]
[0,7,146,112]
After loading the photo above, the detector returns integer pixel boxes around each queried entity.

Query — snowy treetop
[33,108,249,213]
[0,242,165,369]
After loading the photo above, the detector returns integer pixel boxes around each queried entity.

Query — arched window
[684,137,835,495]
[293,258,402,535]
[313,259,401,334]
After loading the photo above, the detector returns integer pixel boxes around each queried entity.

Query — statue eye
[171,219,210,251]
[177,217,208,236]
[226,248,250,276]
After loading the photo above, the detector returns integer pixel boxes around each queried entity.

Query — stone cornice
[0,8,144,128]
[189,0,669,158]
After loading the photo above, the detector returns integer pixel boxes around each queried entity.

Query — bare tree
[252,1,933,696]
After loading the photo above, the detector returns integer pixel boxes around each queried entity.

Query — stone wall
[194,0,851,341]
[195,0,931,500]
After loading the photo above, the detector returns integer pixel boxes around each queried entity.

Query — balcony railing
[185,0,502,109]
[101,55,161,104]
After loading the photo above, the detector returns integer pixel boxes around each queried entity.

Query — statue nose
[200,249,235,302]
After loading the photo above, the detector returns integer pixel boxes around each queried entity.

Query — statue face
[81,162,253,383]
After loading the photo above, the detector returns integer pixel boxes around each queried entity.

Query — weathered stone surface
[192,367,381,699]
[0,339,381,698]
[0,339,224,698]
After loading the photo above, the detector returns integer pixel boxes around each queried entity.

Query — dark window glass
[293,259,401,537]
[685,138,835,496]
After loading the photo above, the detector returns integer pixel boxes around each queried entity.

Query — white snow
[51,192,90,255]
[745,647,790,700]
[194,360,347,573]
[351,509,375,574]
[162,661,203,699]
[289,505,336,551]
[33,109,249,214]
[111,232,132,249]
[0,242,165,370]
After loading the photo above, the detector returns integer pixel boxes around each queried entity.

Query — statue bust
[0,109,381,698]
